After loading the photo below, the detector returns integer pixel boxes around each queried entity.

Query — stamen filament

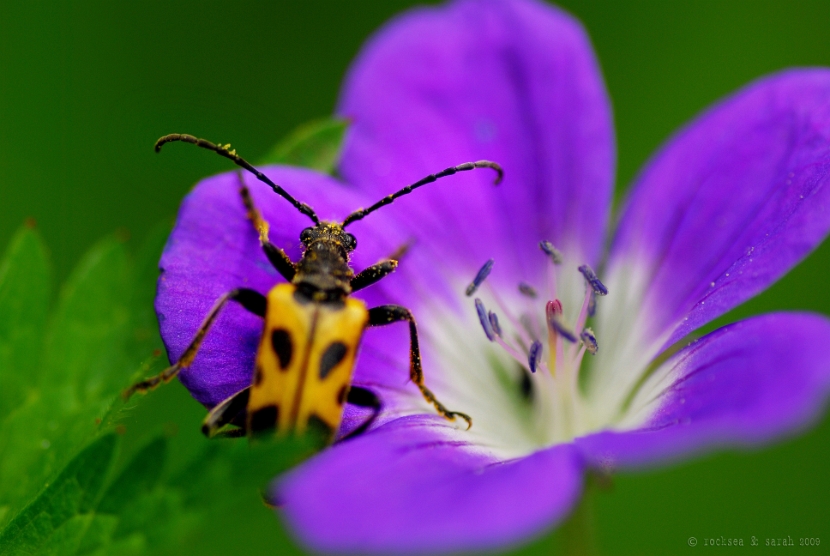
[494,335,531,365]
[573,283,594,338]
[486,284,536,348]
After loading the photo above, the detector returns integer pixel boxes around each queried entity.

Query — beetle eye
[345,233,357,250]
[300,227,314,244]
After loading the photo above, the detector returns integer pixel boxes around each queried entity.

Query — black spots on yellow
[271,329,292,370]
[307,414,334,439]
[250,405,279,433]
[319,341,348,379]
[254,365,264,386]
[337,385,348,406]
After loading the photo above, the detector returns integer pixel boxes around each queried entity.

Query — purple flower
[155,0,830,553]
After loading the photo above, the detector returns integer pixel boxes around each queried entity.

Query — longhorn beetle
[125,133,503,442]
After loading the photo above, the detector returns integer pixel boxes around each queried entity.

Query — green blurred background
[2,1,829,554]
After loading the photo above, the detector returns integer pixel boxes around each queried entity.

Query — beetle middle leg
[238,175,296,282]
[123,288,266,399]
[337,386,382,442]
[367,305,472,429]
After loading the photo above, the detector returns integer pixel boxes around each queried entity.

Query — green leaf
[127,222,170,357]
[260,118,349,174]
[0,236,133,525]
[0,434,118,556]
[0,226,316,555]
[0,225,51,415]
[97,437,167,515]
[44,236,132,409]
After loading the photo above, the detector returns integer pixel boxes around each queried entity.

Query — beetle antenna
[155,134,320,225]
[341,161,503,227]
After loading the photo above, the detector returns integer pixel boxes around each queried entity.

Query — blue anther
[578,264,608,296]
[528,340,543,373]
[488,311,502,337]
[539,240,563,264]
[466,259,495,296]
[580,328,598,355]
[518,282,537,298]
[547,314,577,343]
[475,298,495,341]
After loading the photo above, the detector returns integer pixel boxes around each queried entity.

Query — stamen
[528,340,542,373]
[518,282,537,298]
[466,259,494,296]
[488,311,502,337]
[547,312,577,343]
[587,290,596,317]
[475,298,495,341]
[578,264,608,296]
[580,328,598,355]
[520,314,541,341]
[573,282,594,338]
[539,240,563,264]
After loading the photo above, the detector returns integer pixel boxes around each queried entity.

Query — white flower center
[408,244,671,460]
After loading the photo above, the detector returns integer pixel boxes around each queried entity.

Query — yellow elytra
[249,284,368,436]
[125,133,503,442]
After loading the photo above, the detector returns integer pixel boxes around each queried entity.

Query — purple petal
[577,313,830,469]
[337,0,614,280]
[277,415,584,555]
[156,167,405,407]
[610,69,830,346]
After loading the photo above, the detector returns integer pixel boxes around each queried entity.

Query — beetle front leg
[351,241,412,292]
[123,288,266,399]
[239,179,296,282]
[351,260,398,292]
[367,305,472,429]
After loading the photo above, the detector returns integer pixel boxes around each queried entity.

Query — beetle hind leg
[202,386,251,437]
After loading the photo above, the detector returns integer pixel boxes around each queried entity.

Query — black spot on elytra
[319,341,348,379]
[249,405,278,433]
[254,365,264,386]
[307,413,334,439]
[271,329,292,370]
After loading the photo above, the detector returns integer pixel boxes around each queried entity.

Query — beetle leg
[201,386,251,437]
[351,260,398,292]
[337,386,382,442]
[239,178,296,282]
[123,288,266,399]
[351,241,413,292]
[367,305,472,429]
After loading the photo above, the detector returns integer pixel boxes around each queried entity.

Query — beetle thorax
[294,222,357,301]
